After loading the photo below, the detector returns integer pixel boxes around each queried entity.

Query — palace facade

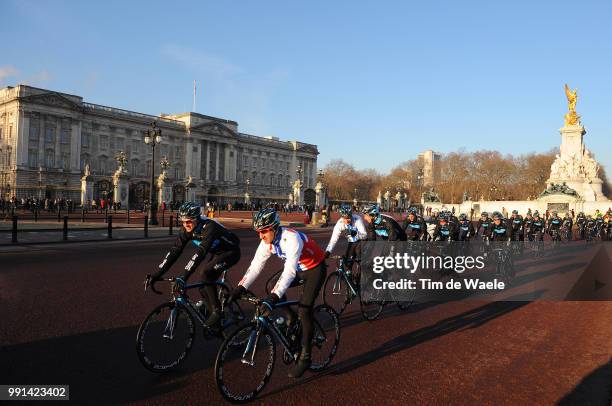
[0,85,319,205]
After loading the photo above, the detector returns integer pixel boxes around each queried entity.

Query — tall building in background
[417,149,441,187]
[0,85,319,205]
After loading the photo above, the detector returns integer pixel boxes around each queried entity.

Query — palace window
[131,160,139,176]
[99,156,108,174]
[45,150,54,168]
[100,135,108,150]
[45,127,55,143]
[61,153,70,169]
[28,149,38,168]
[80,154,90,171]
[60,129,70,144]
[82,133,90,147]
[29,125,39,141]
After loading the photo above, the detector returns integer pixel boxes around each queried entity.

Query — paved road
[1,225,611,405]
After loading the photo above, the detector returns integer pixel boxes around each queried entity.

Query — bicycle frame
[333,259,359,297]
[161,271,235,339]
[241,299,301,365]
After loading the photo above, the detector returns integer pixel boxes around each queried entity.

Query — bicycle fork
[333,271,358,298]
[163,307,179,339]
[241,327,262,366]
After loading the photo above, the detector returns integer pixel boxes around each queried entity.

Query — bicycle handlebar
[144,276,185,295]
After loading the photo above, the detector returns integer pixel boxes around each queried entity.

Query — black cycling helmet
[253,208,280,232]
[459,213,467,220]
[493,212,503,221]
[481,211,489,217]
[512,210,518,215]
[362,203,380,217]
[339,205,352,218]
[178,202,201,221]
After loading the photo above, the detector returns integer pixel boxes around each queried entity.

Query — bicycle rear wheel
[323,271,351,315]
[136,302,196,372]
[309,305,340,371]
[215,323,276,403]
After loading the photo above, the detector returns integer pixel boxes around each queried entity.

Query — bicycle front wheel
[359,288,385,321]
[323,271,351,315]
[215,323,276,403]
[310,305,340,371]
[136,302,196,373]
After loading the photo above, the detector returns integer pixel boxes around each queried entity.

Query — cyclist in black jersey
[476,212,493,238]
[508,210,524,241]
[457,213,475,241]
[145,202,241,328]
[490,213,510,242]
[432,214,456,241]
[402,208,427,241]
[547,211,563,240]
[529,211,546,241]
[362,203,407,241]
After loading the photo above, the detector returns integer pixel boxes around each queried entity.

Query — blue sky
[1,0,611,175]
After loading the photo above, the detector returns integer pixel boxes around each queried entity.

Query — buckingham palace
[0,84,320,207]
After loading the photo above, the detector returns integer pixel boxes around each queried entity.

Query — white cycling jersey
[239,227,325,298]
[325,214,368,252]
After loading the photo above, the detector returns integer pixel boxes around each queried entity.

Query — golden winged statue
[563,84,580,126]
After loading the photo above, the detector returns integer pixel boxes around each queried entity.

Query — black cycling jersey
[508,215,523,231]
[457,219,475,241]
[367,214,407,241]
[477,217,493,237]
[156,217,240,279]
[547,216,563,230]
[433,223,456,241]
[531,218,545,230]
[402,216,426,241]
[490,223,510,241]
[523,217,533,230]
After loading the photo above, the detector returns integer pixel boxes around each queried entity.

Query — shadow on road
[557,358,612,406]
[261,293,537,400]
[0,324,223,404]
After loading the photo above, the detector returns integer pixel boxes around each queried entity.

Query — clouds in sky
[160,43,289,135]
[0,66,19,85]
[0,66,52,87]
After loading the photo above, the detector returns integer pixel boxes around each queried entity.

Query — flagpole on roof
[192,80,196,112]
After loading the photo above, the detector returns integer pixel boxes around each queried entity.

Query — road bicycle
[491,243,515,285]
[527,230,545,257]
[136,271,244,372]
[550,228,563,251]
[323,255,391,321]
[214,291,340,403]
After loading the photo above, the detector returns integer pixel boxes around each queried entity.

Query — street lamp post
[144,122,162,225]
[38,167,43,200]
